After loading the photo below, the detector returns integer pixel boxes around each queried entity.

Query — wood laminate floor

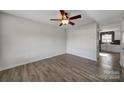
[0,53,123,82]
[98,52,124,81]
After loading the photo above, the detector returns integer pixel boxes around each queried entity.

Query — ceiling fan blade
[69,15,81,20]
[60,10,65,16]
[59,23,63,26]
[69,21,75,25]
[50,19,61,21]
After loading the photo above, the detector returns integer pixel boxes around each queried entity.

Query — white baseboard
[0,52,97,71]
[0,53,66,71]
[67,53,97,62]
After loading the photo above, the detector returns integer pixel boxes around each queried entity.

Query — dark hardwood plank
[0,53,123,82]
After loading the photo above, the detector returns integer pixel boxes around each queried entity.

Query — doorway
[97,29,123,81]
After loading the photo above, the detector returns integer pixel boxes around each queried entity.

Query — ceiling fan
[50,10,82,26]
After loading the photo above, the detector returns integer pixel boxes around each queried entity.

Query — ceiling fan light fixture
[61,19,69,25]
[50,10,81,26]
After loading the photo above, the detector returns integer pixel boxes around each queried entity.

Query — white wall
[67,23,97,61]
[0,12,98,71]
[120,20,124,68]
[115,30,121,40]
[0,13,66,71]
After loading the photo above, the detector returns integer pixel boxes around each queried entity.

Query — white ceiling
[85,10,124,26]
[1,10,124,29]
